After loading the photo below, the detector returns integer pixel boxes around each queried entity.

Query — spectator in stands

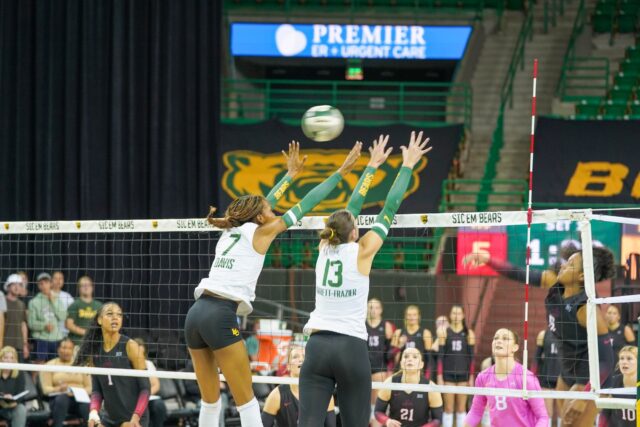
[605,304,635,361]
[51,272,74,336]
[28,272,68,361]
[244,322,260,362]
[65,276,102,346]
[3,275,28,361]
[0,346,27,427]
[15,272,29,301]
[393,243,405,270]
[0,279,8,349]
[133,338,168,427]
[40,338,91,426]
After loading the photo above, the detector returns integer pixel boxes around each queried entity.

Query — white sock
[456,412,467,427]
[237,397,263,427]
[370,404,375,420]
[199,398,221,426]
[443,412,454,427]
[557,417,562,427]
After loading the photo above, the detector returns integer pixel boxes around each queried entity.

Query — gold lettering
[632,173,640,199]
[358,173,375,197]
[565,162,629,197]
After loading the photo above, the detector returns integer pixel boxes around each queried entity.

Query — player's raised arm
[253,142,362,253]
[265,141,308,208]
[357,131,432,273]
[346,134,392,217]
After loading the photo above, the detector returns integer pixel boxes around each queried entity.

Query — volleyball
[301,105,344,142]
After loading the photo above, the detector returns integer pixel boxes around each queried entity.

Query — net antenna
[522,58,538,395]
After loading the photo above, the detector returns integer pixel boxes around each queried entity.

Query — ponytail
[320,227,341,246]
[320,209,355,246]
[206,196,266,230]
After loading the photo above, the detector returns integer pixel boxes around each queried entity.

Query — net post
[580,217,601,393]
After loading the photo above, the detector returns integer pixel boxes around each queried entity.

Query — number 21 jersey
[304,242,369,341]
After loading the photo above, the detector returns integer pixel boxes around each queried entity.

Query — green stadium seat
[628,46,640,60]
[506,0,524,9]
[603,99,629,117]
[614,72,639,86]
[621,59,640,75]
[576,98,603,116]
[620,0,640,13]
[631,100,640,114]
[617,11,639,32]
[596,0,617,14]
[610,84,635,101]
[593,10,615,32]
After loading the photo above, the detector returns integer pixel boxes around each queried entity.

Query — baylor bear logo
[222,150,427,214]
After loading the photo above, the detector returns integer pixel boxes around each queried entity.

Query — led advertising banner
[230,23,472,60]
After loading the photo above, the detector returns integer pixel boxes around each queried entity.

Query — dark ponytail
[320,209,355,246]
[206,195,266,229]
[74,302,119,367]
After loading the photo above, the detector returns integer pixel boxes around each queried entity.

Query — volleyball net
[0,209,638,408]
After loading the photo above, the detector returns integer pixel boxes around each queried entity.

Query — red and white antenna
[522,58,538,394]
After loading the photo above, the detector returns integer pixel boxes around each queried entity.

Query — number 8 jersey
[304,242,369,341]
[194,222,266,316]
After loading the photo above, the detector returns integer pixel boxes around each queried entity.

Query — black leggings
[299,331,371,427]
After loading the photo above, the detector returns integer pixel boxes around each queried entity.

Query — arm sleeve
[324,410,337,427]
[133,377,151,417]
[90,376,103,412]
[374,397,391,424]
[282,172,342,227]
[260,412,276,427]
[424,350,434,381]
[464,375,486,426]
[266,175,293,208]
[487,259,544,286]
[467,344,475,376]
[27,301,46,332]
[371,167,413,240]
[346,166,377,217]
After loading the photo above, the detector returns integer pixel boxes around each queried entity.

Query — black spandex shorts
[538,375,558,389]
[443,372,470,383]
[184,294,242,350]
[560,361,589,388]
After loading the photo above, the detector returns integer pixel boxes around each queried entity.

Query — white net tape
[0,208,636,410]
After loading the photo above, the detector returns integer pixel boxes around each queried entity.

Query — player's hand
[401,131,431,169]
[88,410,101,427]
[398,335,407,348]
[284,141,307,178]
[367,134,393,168]
[126,413,143,427]
[385,419,402,427]
[562,399,587,424]
[462,251,490,268]
[337,141,362,176]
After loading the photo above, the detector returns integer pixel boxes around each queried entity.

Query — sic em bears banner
[218,120,463,214]
[533,117,640,205]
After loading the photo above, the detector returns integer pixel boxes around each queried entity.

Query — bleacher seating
[592,0,639,33]
[574,40,640,119]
